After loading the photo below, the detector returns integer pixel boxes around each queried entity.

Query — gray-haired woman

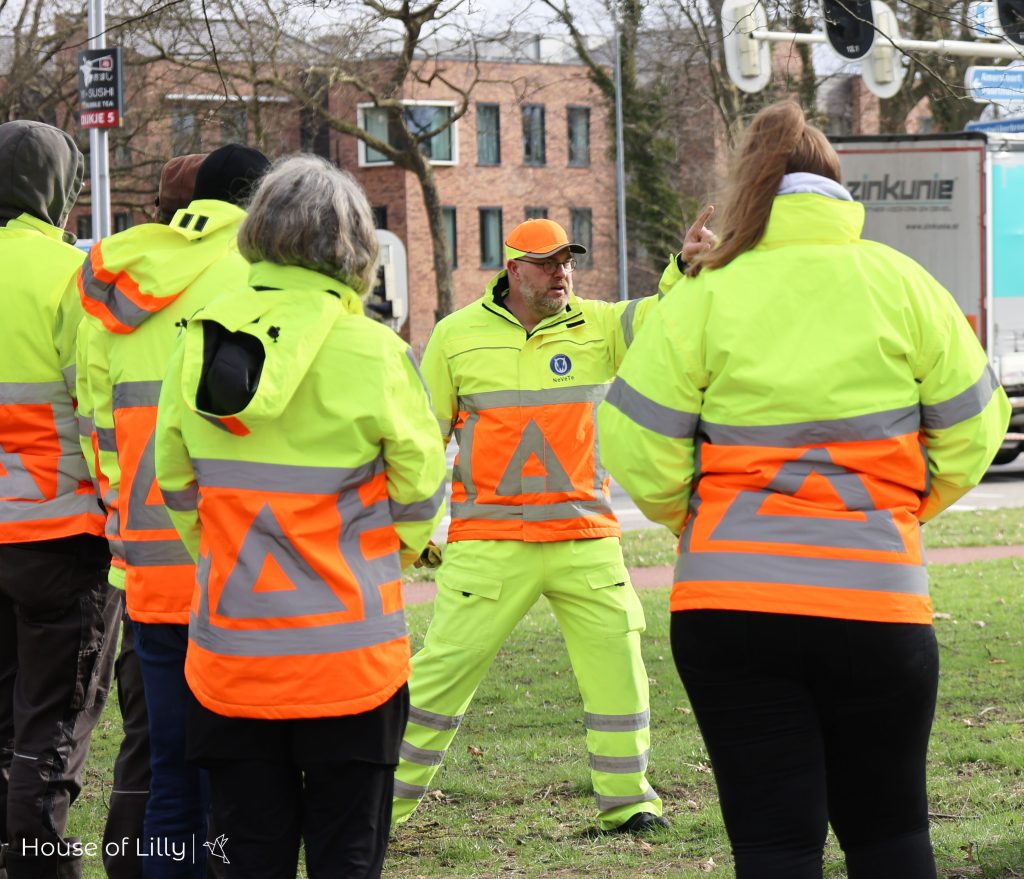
[155,155,447,878]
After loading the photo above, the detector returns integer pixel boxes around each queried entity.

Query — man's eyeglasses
[516,257,577,275]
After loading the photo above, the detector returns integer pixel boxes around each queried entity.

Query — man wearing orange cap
[392,212,715,833]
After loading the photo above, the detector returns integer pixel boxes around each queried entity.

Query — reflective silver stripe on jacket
[187,456,417,658]
[584,710,650,733]
[80,255,151,330]
[111,380,163,409]
[0,381,95,508]
[0,493,101,522]
[408,705,463,732]
[595,788,659,811]
[589,751,650,773]
[921,364,998,431]
[122,538,195,567]
[708,448,910,553]
[674,550,928,594]
[453,384,615,524]
[620,298,643,347]
[161,485,198,512]
[190,553,408,658]
[193,458,381,496]
[391,481,445,523]
[700,405,920,448]
[96,426,118,453]
[604,377,699,439]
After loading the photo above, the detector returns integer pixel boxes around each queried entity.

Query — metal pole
[87,0,111,240]
[753,28,1024,59]
[613,17,628,301]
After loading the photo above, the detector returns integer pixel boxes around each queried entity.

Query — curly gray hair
[238,154,379,294]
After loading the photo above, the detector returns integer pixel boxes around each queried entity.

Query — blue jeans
[132,621,210,879]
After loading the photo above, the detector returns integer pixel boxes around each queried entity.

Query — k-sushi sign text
[78,48,124,129]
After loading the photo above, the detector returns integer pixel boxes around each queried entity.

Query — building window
[569,208,592,268]
[522,104,545,166]
[567,106,590,167]
[170,108,201,155]
[442,206,457,268]
[479,208,503,268]
[476,103,500,165]
[220,105,248,142]
[359,103,456,166]
[113,213,132,233]
[371,206,388,230]
[76,215,93,241]
[525,206,548,220]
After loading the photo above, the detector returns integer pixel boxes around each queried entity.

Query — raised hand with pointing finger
[681,204,716,263]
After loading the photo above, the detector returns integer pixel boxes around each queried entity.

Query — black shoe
[609,811,669,834]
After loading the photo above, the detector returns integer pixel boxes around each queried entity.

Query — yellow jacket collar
[3,211,69,243]
[758,194,865,250]
[247,261,364,314]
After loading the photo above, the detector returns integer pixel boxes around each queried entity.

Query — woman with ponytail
[599,100,1009,878]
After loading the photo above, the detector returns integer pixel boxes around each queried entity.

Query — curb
[403,544,1024,607]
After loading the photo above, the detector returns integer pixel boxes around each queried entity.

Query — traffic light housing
[997,0,1024,44]
[861,1,905,98]
[822,0,875,60]
[722,0,771,93]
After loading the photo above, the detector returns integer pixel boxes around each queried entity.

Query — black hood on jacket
[0,120,84,229]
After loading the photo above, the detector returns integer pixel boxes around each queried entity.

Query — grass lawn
[70,557,1023,877]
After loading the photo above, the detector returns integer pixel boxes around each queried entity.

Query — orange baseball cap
[504,218,587,260]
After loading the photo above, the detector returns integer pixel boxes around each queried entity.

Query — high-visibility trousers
[393,537,662,831]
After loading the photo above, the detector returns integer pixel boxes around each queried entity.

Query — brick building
[331,51,617,353]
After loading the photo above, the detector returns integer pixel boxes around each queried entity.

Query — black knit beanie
[192,143,270,206]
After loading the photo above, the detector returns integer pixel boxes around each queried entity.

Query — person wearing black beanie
[191,143,270,206]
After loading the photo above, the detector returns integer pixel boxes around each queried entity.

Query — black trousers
[0,535,119,879]
[671,610,939,879]
[102,605,151,879]
[206,758,395,879]
[191,687,408,879]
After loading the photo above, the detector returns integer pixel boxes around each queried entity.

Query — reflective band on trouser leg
[546,542,663,829]
[392,705,463,824]
[584,710,660,826]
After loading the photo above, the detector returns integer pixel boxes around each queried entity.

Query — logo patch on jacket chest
[549,354,572,376]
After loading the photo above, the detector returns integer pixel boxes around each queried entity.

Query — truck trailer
[832,132,1024,464]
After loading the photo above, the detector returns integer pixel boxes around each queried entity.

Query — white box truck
[832,132,1024,464]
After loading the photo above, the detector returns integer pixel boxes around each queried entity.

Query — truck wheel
[992,449,1020,466]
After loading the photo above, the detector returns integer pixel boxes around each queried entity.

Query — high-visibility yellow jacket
[0,212,104,542]
[421,261,683,543]
[76,315,126,588]
[156,260,447,719]
[77,200,249,622]
[598,194,1011,625]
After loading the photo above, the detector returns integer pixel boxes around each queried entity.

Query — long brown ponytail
[688,101,842,277]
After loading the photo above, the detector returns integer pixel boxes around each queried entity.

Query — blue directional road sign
[966,115,1024,132]
[965,65,1024,103]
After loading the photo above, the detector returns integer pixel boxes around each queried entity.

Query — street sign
[78,47,124,129]
[970,1,1004,38]
[965,65,1024,102]
[966,115,1024,132]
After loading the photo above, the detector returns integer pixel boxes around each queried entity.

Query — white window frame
[357,100,459,168]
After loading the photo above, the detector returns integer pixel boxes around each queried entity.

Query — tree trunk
[408,153,455,323]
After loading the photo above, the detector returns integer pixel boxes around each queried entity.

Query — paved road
[434,456,1024,539]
